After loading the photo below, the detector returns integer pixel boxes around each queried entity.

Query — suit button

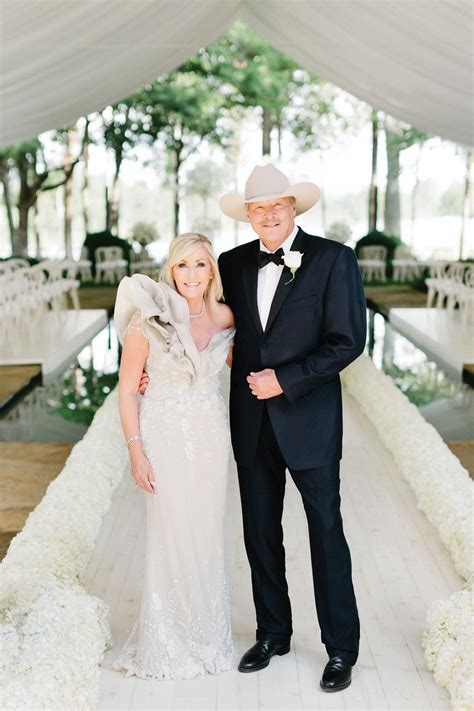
[261,342,268,349]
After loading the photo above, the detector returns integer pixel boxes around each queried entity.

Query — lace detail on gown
[115,568,233,680]
[123,309,146,338]
[113,278,235,680]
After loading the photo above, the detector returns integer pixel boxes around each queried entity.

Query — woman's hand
[130,449,156,494]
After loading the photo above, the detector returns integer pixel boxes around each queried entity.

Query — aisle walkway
[85,389,461,710]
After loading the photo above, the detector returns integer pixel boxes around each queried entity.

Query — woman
[113,233,235,680]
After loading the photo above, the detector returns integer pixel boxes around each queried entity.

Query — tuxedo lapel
[241,240,263,335]
[264,227,307,334]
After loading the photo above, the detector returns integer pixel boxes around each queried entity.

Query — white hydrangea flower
[0,388,125,708]
[342,356,473,708]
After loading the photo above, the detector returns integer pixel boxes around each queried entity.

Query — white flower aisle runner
[1,389,126,710]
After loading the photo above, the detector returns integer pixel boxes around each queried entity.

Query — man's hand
[247,369,283,399]
[138,371,149,395]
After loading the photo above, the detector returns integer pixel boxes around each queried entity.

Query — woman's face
[172,245,213,301]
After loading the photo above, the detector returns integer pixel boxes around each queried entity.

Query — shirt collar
[259,224,299,254]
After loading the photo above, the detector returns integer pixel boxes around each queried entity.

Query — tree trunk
[15,203,30,255]
[409,142,424,247]
[63,126,79,256]
[105,185,110,231]
[173,159,181,237]
[459,150,473,260]
[109,164,121,235]
[14,164,34,255]
[107,148,122,235]
[368,109,379,232]
[171,143,183,237]
[0,161,15,253]
[319,151,327,232]
[231,113,243,246]
[262,108,272,156]
[82,118,90,234]
[32,204,41,258]
[64,174,74,257]
[384,116,401,237]
[276,117,283,158]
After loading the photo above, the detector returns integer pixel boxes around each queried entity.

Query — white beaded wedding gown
[113,274,235,680]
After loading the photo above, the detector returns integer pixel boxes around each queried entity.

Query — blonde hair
[160,233,223,304]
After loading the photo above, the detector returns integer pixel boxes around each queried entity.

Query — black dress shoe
[320,655,352,692]
[238,639,290,673]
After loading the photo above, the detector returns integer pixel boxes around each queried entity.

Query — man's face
[246,197,296,246]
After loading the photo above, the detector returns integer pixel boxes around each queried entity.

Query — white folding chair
[453,267,474,323]
[130,247,157,276]
[357,246,387,282]
[68,247,93,281]
[43,261,80,311]
[425,262,448,308]
[95,246,127,284]
[392,245,423,282]
[435,262,467,308]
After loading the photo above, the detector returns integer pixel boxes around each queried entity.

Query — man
[218,164,366,692]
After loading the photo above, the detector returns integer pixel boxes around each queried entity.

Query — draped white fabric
[1,0,472,148]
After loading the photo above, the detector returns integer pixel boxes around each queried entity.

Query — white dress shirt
[257,224,299,330]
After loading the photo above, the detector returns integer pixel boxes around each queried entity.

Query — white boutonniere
[283,251,303,284]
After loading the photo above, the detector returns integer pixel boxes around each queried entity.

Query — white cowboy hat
[219,163,320,222]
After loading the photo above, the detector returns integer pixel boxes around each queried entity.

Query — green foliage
[287,82,366,153]
[197,22,300,117]
[193,22,364,155]
[136,70,230,161]
[184,160,229,202]
[0,135,78,191]
[355,229,402,254]
[384,362,459,407]
[0,138,42,165]
[326,221,351,243]
[102,99,142,159]
[130,221,159,246]
[190,22,312,154]
[385,123,428,159]
[46,369,118,426]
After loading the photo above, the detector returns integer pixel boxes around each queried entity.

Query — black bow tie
[258,248,284,269]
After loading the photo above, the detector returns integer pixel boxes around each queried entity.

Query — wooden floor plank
[0,364,41,410]
[0,441,75,558]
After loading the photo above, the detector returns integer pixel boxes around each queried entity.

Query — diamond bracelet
[126,434,141,448]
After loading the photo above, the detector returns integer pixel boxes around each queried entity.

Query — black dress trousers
[237,405,360,665]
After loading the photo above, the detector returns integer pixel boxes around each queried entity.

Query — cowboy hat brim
[219,182,320,222]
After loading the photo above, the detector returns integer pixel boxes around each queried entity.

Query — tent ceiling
[1,0,472,149]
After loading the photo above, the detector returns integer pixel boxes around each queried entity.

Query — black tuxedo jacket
[218,228,367,469]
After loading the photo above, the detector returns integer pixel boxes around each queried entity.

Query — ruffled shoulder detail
[114,275,199,377]
[209,326,235,357]
[200,326,235,377]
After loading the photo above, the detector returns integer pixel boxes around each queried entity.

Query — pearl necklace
[189,300,205,318]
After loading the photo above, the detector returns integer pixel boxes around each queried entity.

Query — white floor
[0,309,107,381]
[389,308,474,379]
[85,391,462,711]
